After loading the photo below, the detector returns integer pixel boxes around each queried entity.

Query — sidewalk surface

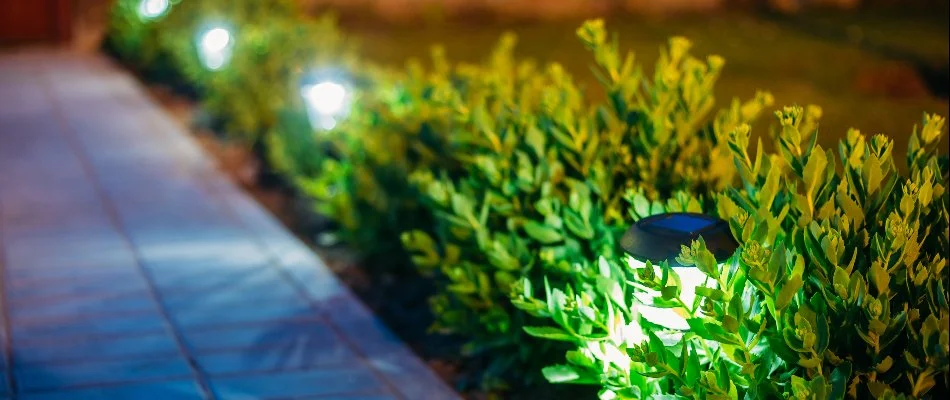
[0,50,458,400]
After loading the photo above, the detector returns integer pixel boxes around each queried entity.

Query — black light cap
[620,212,739,268]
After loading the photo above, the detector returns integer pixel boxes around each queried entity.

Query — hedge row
[106,1,949,397]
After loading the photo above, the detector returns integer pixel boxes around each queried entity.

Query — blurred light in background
[138,0,169,20]
[306,82,347,115]
[301,80,351,131]
[198,27,233,70]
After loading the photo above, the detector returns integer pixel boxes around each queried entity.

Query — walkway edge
[123,61,460,400]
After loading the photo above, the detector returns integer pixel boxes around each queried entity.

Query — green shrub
[104,4,949,396]
[106,0,168,66]
[399,20,774,389]
[268,20,773,389]
[267,58,460,261]
[105,0,183,81]
[514,109,949,398]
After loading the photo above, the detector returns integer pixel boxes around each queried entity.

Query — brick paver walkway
[0,50,458,400]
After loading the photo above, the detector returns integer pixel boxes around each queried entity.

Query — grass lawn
[346,9,949,167]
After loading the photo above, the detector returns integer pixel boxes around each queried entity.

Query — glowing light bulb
[197,26,233,70]
[301,79,351,130]
[204,53,227,70]
[303,82,347,116]
[138,0,169,19]
[201,28,231,54]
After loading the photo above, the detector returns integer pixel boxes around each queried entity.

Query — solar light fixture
[197,26,233,71]
[620,212,739,331]
[138,0,169,20]
[299,70,352,131]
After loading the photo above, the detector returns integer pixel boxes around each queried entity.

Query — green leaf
[523,221,563,244]
[401,230,440,269]
[722,315,740,333]
[835,182,865,228]
[869,261,890,295]
[685,342,701,385]
[598,256,612,278]
[832,265,851,301]
[867,380,892,399]
[523,326,576,342]
[863,155,884,195]
[451,193,475,220]
[661,285,679,300]
[875,356,894,373]
[633,193,651,218]
[815,312,829,354]
[647,330,668,364]
[728,283,746,319]
[487,240,520,271]
[564,208,595,240]
[912,370,937,397]
[526,125,546,157]
[695,286,725,301]
[637,370,671,379]
[768,242,788,287]
[799,356,820,369]
[803,149,828,199]
[596,276,626,309]
[829,362,852,400]
[775,275,802,311]
[704,322,741,345]
[686,318,711,338]
[542,364,582,383]
[810,376,828,399]
[768,329,803,364]
[758,163,781,210]
[566,350,594,368]
[717,359,733,393]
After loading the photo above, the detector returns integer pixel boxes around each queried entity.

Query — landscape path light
[299,70,353,131]
[620,212,739,331]
[197,25,234,71]
[138,0,169,20]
